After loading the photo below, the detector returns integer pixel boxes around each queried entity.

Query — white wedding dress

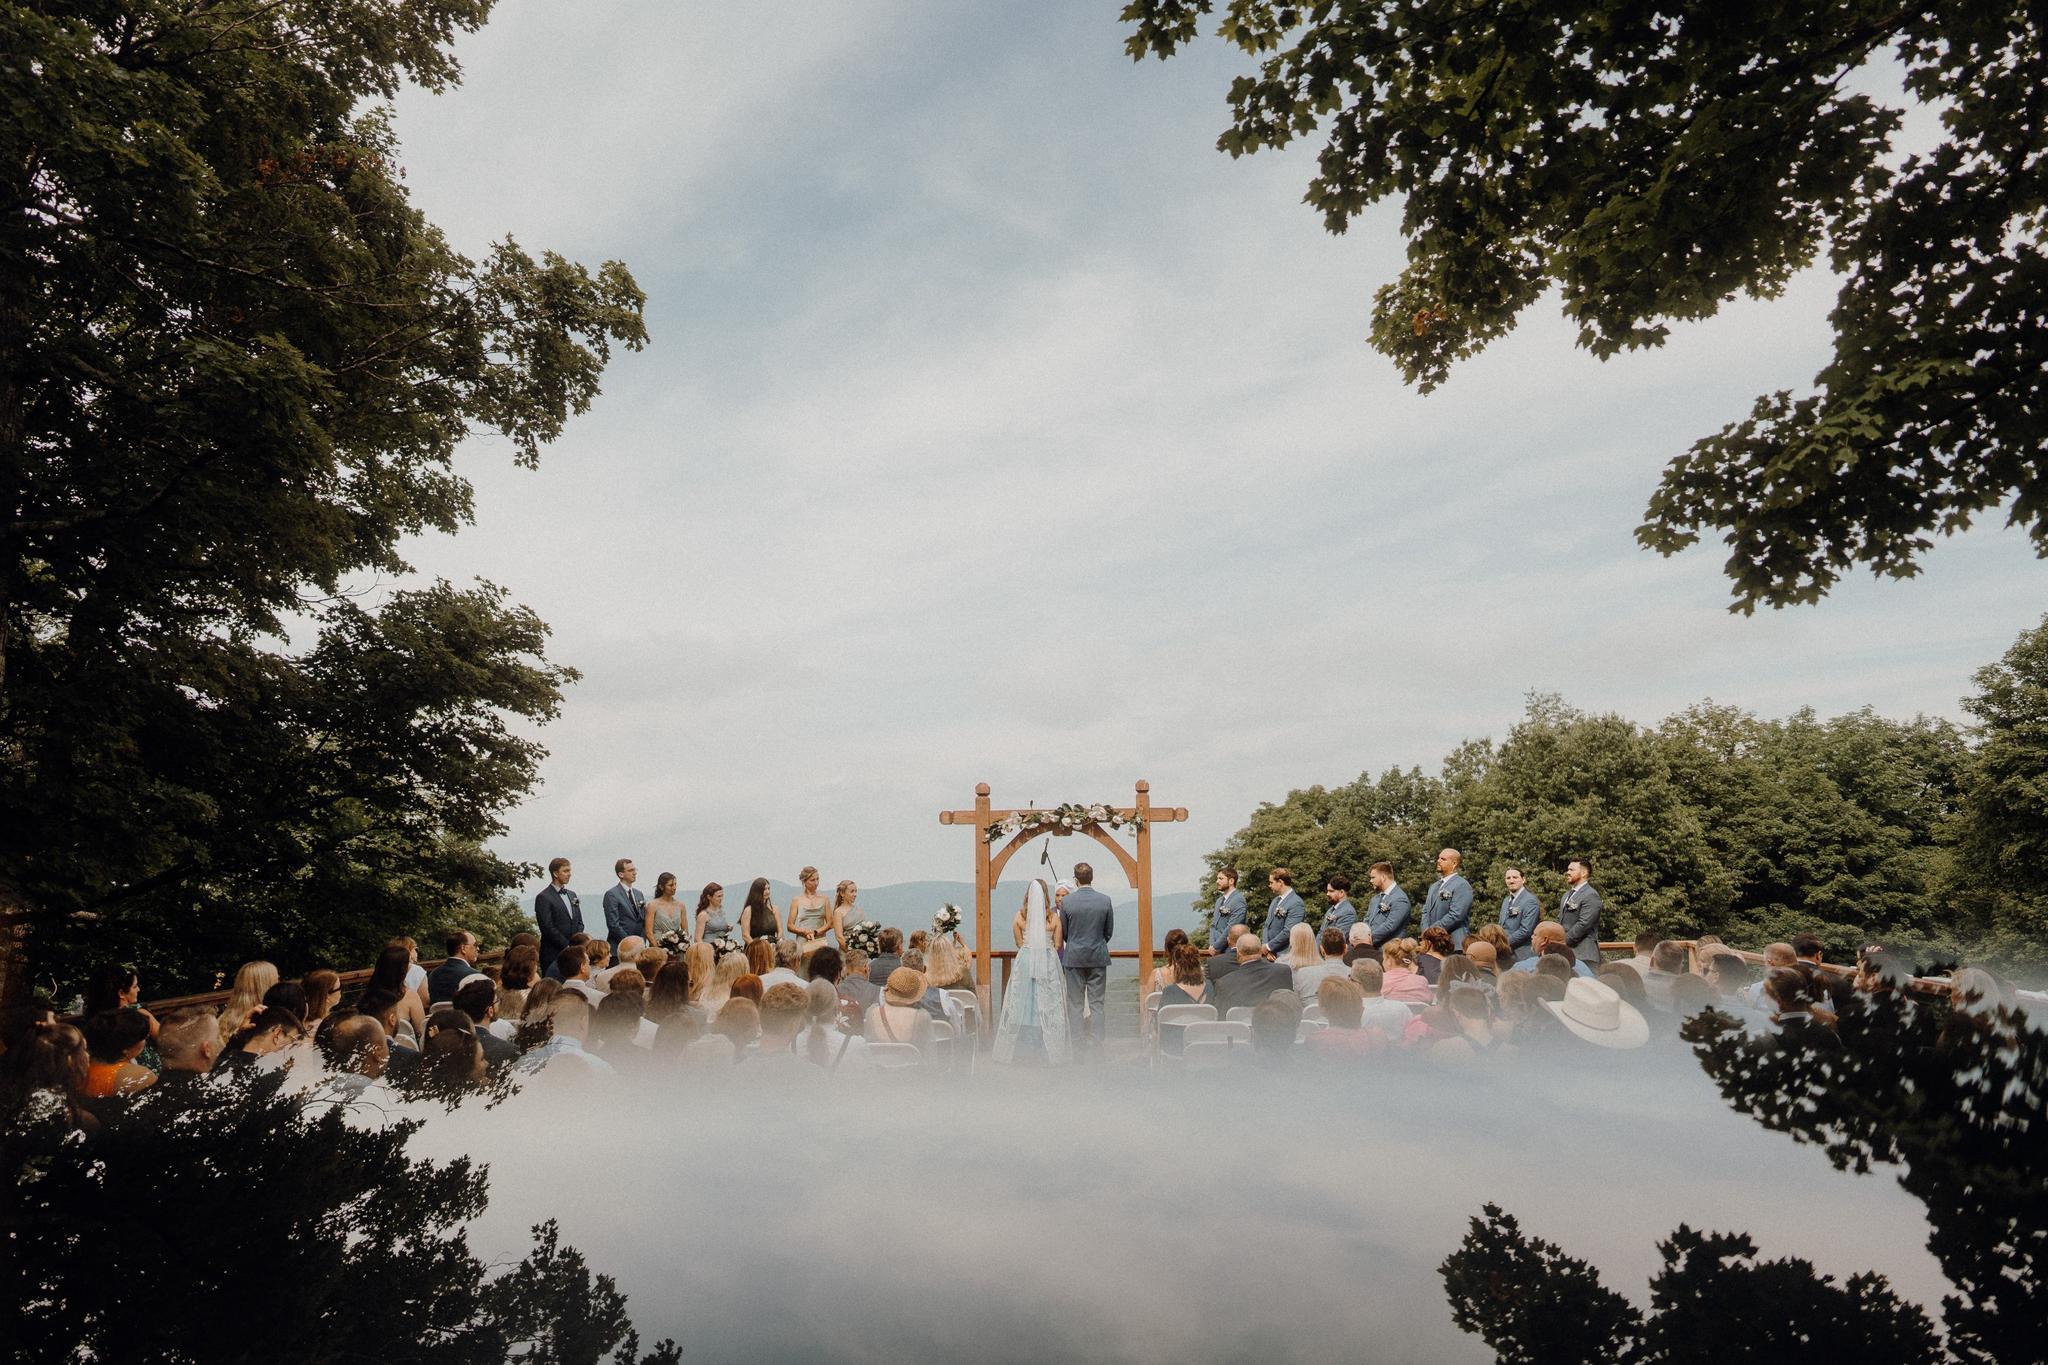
[993,879,1070,1065]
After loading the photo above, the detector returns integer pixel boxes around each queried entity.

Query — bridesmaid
[646,872,686,943]
[830,879,862,947]
[695,882,730,943]
[739,877,781,943]
[787,867,834,951]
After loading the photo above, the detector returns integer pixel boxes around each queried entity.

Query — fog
[394,1050,1947,1361]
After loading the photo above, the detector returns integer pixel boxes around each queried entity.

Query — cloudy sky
[387,1,2048,900]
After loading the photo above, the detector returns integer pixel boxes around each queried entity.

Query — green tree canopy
[1,0,647,998]
[1120,1,2048,611]
[1952,613,2048,959]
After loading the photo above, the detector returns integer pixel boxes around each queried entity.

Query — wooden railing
[143,950,508,1013]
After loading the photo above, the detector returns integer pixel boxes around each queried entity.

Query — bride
[993,878,1070,1065]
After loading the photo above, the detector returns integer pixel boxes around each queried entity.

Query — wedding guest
[705,952,747,1011]
[646,873,686,944]
[1249,994,1301,1063]
[359,989,419,1079]
[148,1008,221,1096]
[1497,866,1542,962]
[740,877,780,943]
[1348,960,1412,1042]
[1471,922,1514,966]
[1496,972,1565,1050]
[1741,943,1798,1009]
[1557,857,1603,965]
[830,879,862,947]
[1149,929,1190,997]
[1415,927,1454,985]
[1342,925,1380,967]
[1285,925,1348,1004]
[426,929,481,1005]
[1542,977,1649,1051]
[646,962,699,1031]
[303,969,343,1029]
[1305,977,1383,1059]
[1364,862,1412,947]
[907,930,930,956]
[761,939,806,992]
[544,932,590,983]
[749,983,811,1071]
[1209,867,1248,953]
[219,1003,305,1073]
[1,1020,92,1130]
[798,979,867,1070]
[1261,868,1307,955]
[899,949,964,1029]
[419,1026,488,1088]
[1321,875,1360,940]
[82,963,143,1017]
[1157,945,1206,1010]
[591,991,645,1057]
[786,867,834,952]
[391,936,430,1005]
[1379,940,1434,1004]
[516,993,613,1075]
[1643,941,1689,1011]
[1433,986,1502,1060]
[557,944,600,1004]
[865,968,935,1050]
[82,1010,157,1098]
[1509,922,1597,979]
[602,858,645,955]
[682,942,717,1007]
[1667,973,1717,1022]
[868,928,904,984]
[730,974,764,1005]
[925,935,975,997]
[1706,951,1758,1009]
[1464,939,1501,979]
[634,945,668,986]
[365,944,428,1045]
[1213,931,1293,1014]
[605,967,648,997]
[315,1013,388,1097]
[1420,848,1474,947]
[1597,963,1651,1017]
[515,979,564,1051]
[695,882,731,944]
[593,936,645,990]
[744,938,776,980]
[582,938,612,983]
[828,947,879,1014]
[712,998,761,1054]
[217,960,279,1045]
[1612,930,1663,981]
[1764,968,1834,1034]
[453,977,520,1070]
[1854,945,1908,995]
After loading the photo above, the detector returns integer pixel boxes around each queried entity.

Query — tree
[1119,2,2048,611]
[1440,1204,1940,1365]
[1,1,646,998]
[1952,613,2048,962]
[1,1071,679,1364]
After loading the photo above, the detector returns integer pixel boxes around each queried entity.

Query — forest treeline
[1201,616,2048,975]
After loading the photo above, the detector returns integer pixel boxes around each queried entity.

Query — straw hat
[884,967,926,1007]
[1541,977,1649,1049]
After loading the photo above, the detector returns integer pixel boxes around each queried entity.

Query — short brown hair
[583,939,609,967]
[745,939,775,975]
[1370,861,1394,878]
[547,856,570,876]
[760,982,809,1028]
[1317,976,1365,1028]
[1269,867,1293,887]
[1216,866,1238,884]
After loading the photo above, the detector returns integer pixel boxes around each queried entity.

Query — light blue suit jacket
[1321,896,1359,940]
[1364,885,1411,945]
[1209,888,1249,951]
[1262,891,1307,952]
[1497,889,1541,958]
[1421,873,1474,946]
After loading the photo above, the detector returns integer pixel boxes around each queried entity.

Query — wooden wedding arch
[939,780,1188,1031]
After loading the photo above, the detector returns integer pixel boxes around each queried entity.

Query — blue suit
[1364,885,1411,946]
[536,884,586,967]
[1421,873,1474,947]
[1262,890,1307,953]
[1209,888,1249,952]
[602,882,645,950]
[1059,887,1115,1047]
[1498,889,1542,960]
[1321,896,1359,940]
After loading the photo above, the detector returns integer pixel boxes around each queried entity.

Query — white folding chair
[1225,1006,1256,1024]
[1182,1020,1252,1049]
[863,1042,923,1070]
[1295,1018,1327,1043]
[927,1018,957,1068]
[1300,1002,1325,1023]
[944,991,981,1071]
[1183,1038,1235,1070]
[1152,1002,1217,1064]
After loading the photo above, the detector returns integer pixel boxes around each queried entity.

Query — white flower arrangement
[708,935,743,959]
[933,904,963,934]
[985,801,1145,845]
[656,930,689,959]
[844,919,882,955]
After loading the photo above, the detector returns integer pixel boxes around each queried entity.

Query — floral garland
[843,919,882,955]
[933,904,963,934]
[984,802,1143,846]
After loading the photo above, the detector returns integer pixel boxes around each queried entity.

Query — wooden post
[1135,779,1154,1029]
[973,782,993,1034]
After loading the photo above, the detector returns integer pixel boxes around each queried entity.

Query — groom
[1059,861,1114,1056]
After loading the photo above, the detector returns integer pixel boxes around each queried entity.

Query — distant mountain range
[695,879,1202,950]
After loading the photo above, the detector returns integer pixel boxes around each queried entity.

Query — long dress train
[993,880,1070,1065]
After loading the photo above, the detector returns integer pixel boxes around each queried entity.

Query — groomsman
[1558,857,1603,964]
[1261,869,1307,954]
[602,858,645,954]
[1209,867,1249,954]
[1420,848,1474,948]
[1364,862,1411,946]
[535,857,586,966]
[1321,874,1359,940]
[1497,866,1542,962]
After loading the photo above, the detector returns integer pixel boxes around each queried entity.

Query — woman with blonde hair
[925,933,974,995]
[1288,924,1349,1003]
[682,942,716,1005]
[830,879,862,947]
[787,867,834,951]
[704,951,747,1011]
[1380,938,1434,1004]
[217,961,278,1044]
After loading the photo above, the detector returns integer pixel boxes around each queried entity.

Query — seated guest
[1249,994,1301,1063]
[419,1028,487,1088]
[590,991,646,1057]
[744,938,777,981]
[730,973,764,1005]
[219,1003,305,1073]
[864,968,934,1049]
[1205,924,1252,990]
[1641,941,1689,1010]
[704,952,748,1011]
[604,967,649,996]
[217,961,278,1045]
[1470,922,1513,965]
[1415,927,1455,985]
[1378,939,1434,1004]
[261,981,312,1045]
[1304,978,1383,1059]
[0,1019,93,1131]
[645,961,696,1024]
[1348,960,1412,1042]
[806,946,870,1029]
[868,928,905,984]
[302,970,342,1032]
[1149,929,1191,997]
[1213,931,1294,1014]
[899,949,964,1027]
[1463,939,1501,979]
[1667,973,1717,1021]
[426,929,481,1004]
[1741,942,1798,1008]
[357,989,419,1078]
[1704,951,1758,1009]
[634,946,669,987]
[656,1007,709,1058]
[555,944,600,1003]
[1854,944,1909,995]
[798,979,868,1069]
[1509,923,1597,978]
[711,998,762,1055]
[496,946,540,1022]
[593,936,646,990]
[82,1009,157,1098]
[1286,925,1349,1004]
[1342,924,1380,967]
[907,930,930,956]
[682,942,717,1008]
[1612,930,1663,982]
[761,938,806,992]
[1497,973,1570,1050]
[925,935,976,997]
[515,993,612,1075]
[314,1011,389,1098]
[147,1008,221,1096]
[747,983,811,1072]
[1156,945,1208,1058]
[365,945,427,1043]
[1541,977,1650,1052]
[544,932,590,982]
[834,949,879,1012]
[1764,967,1835,1033]
[581,938,612,984]
[1596,962,1653,1018]
[1434,985,1503,1059]
[452,977,521,1070]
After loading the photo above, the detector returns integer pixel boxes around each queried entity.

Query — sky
[384,0,2048,903]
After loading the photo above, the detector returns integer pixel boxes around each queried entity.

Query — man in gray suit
[1420,848,1474,947]
[1558,857,1603,964]
[1059,861,1114,1054]
[602,857,645,954]
[1261,868,1306,954]
[1321,874,1360,940]
[1208,867,1248,954]
[1497,866,1542,962]
[1363,861,1411,947]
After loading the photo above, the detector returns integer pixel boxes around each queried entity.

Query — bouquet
[656,930,689,959]
[844,919,882,955]
[933,904,963,935]
[708,934,743,960]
